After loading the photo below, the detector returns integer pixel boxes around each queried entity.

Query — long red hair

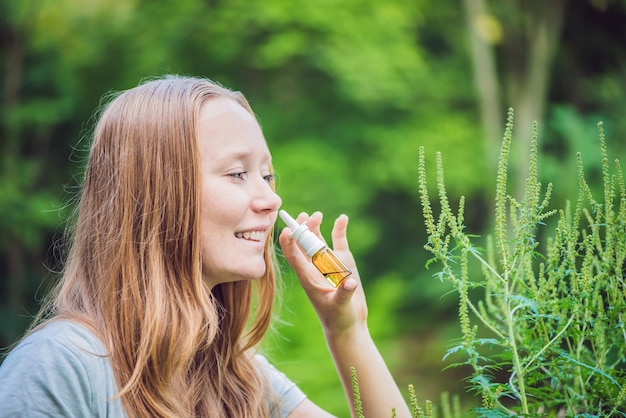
[44,75,278,417]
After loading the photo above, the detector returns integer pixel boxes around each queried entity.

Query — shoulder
[1,320,109,380]
[255,354,307,418]
[17,319,107,355]
[0,320,125,417]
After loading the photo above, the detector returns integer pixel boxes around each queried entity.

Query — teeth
[235,231,265,241]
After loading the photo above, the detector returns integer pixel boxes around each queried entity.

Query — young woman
[0,75,410,418]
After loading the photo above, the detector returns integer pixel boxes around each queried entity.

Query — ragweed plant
[350,367,462,418]
[418,108,626,416]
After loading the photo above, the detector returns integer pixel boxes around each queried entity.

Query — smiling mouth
[234,231,265,242]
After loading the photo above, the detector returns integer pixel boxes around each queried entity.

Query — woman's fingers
[278,227,307,267]
[279,211,357,292]
[278,224,329,289]
[331,214,350,252]
[296,211,324,240]
[332,277,358,306]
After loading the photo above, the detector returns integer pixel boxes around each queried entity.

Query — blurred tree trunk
[464,0,567,198]
[463,0,502,168]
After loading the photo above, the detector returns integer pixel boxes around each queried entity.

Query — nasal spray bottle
[279,209,352,287]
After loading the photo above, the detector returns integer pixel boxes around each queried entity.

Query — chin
[244,262,268,281]
[202,259,267,286]
[227,269,267,285]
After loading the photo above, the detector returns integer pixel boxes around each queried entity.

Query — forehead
[198,97,258,130]
[198,97,270,162]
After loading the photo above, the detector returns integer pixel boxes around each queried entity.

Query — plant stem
[505,290,529,414]
[521,315,574,374]
[466,299,506,340]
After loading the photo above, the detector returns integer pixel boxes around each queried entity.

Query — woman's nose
[252,179,282,213]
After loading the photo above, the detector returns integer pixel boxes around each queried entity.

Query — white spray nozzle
[279,209,325,258]
[279,210,300,231]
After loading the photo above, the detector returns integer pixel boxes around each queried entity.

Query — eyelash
[229,172,275,183]
[229,172,246,180]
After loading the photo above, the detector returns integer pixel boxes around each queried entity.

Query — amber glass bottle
[279,210,352,287]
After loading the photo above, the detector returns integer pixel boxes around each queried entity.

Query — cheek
[199,204,230,245]
[198,187,243,255]
[199,193,224,256]
[203,197,239,226]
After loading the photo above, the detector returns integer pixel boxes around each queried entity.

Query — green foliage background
[1,0,626,415]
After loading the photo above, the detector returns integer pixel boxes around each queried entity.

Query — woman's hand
[279,211,412,418]
[278,211,368,340]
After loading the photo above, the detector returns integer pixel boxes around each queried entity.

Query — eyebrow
[227,150,253,160]
[216,149,272,166]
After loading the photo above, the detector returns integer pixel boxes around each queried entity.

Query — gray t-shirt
[0,320,306,417]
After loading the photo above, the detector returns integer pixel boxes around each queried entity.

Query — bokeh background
[1,0,626,415]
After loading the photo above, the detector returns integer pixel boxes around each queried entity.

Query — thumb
[332,277,358,305]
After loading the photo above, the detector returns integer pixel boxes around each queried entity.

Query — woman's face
[198,97,282,288]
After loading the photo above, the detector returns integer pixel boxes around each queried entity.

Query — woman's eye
[229,172,247,180]
[263,173,275,183]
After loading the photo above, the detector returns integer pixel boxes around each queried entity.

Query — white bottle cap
[279,210,325,258]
